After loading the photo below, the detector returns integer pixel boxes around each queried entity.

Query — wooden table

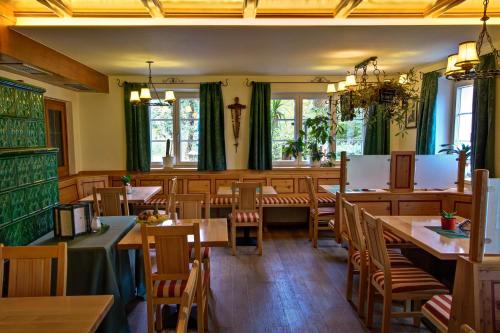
[0,295,113,333]
[117,218,229,250]
[79,186,161,204]
[377,215,469,260]
[217,185,277,196]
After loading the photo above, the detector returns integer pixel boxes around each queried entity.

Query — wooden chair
[362,210,449,333]
[229,182,263,256]
[176,260,200,333]
[306,176,335,248]
[0,242,67,297]
[166,177,178,218]
[141,221,207,333]
[460,325,475,333]
[343,199,412,317]
[93,186,129,216]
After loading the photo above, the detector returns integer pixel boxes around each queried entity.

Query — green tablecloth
[34,216,144,333]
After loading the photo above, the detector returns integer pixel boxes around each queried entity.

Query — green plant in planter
[304,116,333,163]
[121,175,132,185]
[441,210,456,219]
[438,143,471,159]
[282,130,305,161]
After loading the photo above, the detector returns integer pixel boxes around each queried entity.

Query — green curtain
[471,53,496,177]
[124,82,151,172]
[363,104,390,155]
[416,71,440,154]
[197,82,226,171]
[248,82,272,170]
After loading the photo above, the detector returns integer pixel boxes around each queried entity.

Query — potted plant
[304,116,333,168]
[438,143,471,158]
[121,175,132,194]
[282,130,305,166]
[163,139,174,169]
[441,210,457,230]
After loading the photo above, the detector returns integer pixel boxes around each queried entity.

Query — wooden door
[45,99,69,177]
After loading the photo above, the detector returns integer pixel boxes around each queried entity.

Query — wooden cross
[228,97,246,153]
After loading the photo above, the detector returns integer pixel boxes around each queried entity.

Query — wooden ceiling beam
[334,0,363,18]
[424,0,466,18]
[36,0,72,17]
[244,0,258,19]
[141,0,164,18]
[0,3,16,25]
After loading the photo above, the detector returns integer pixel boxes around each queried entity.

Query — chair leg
[258,223,263,255]
[366,280,375,328]
[346,260,354,302]
[313,216,319,248]
[231,224,237,256]
[197,290,205,333]
[155,305,162,331]
[381,292,393,333]
[308,213,313,241]
[413,300,421,327]
[358,264,368,318]
[146,300,154,333]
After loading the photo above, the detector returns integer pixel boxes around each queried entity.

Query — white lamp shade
[337,81,346,92]
[164,90,176,102]
[139,87,151,100]
[445,54,463,76]
[456,41,480,68]
[130,90,140,103]
[345,74,357,87]
[398,74,408,85]
[327,83,336,94]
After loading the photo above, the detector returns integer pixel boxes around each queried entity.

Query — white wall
[0,69,82,174]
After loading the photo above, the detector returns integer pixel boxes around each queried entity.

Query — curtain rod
[244,77,335,87]
[117,78,229,87]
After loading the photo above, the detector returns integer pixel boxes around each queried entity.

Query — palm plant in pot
[163,139,174,169]
[304,116,333,167]
[282,130,305,166]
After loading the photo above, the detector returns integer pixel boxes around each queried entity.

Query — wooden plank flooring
[127,227,432,333]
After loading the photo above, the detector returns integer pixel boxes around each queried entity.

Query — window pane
[151,141,166,163]
[150,102,174,163]
[458,85,473,115]
[150,104,173,120]
[454,85,473,149]
[457,114,472,142]
[179,98,200,162]
[271,98,296,162]
[48,109,65,167]
[336,109,364,156]
[302,98,329,161]
[151,120,173,141]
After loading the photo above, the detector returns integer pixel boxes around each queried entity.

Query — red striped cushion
[351,249,413,268]
[422,294,453,328]
[263,196,309,205]
[317,195,336,204]
[229,211,260,223]
[383,229,407,245]
[153,270,209,298]
[146,197,168,205]
[189,245,210,261]
[372,267,449,294]
[210,197,234,205]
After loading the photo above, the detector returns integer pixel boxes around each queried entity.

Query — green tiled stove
[0,77,59,245]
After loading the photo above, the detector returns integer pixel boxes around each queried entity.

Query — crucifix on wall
[228,97,246,153]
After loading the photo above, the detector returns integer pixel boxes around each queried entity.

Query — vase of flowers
[441,210,457,231]
[121,175,133,194]
[162,139,174,169]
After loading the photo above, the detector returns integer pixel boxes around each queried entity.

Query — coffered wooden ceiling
[5,0,500,20]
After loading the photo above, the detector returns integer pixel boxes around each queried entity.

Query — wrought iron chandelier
[129,61,176,106]
[445,0,500,81]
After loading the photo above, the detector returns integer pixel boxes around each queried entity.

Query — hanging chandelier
[445,0,499,81]
[129,61,176,106]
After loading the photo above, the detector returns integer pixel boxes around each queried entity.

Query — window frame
[149,91,199,168]
[452,81,474,148]
[44,98,69,177]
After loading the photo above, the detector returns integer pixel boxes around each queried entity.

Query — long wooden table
[79,186,162,204]
[0,295,113,333]
[377,215,469,260]
[117,218,229,250]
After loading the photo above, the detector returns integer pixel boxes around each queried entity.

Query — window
[453,84,474,179]
[150,93,199,167]
[44,99,69,177]
[336,108,365,156]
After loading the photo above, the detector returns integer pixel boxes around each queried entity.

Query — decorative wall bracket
[228,97,246,153]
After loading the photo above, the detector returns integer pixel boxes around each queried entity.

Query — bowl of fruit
[137,210,169,224]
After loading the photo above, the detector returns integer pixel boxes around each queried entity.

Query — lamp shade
[445,54,463,76]
[345,74,357,87]
[337,81,346,92]
[140,87,152,100]
[398,74,408,85]
[164,90,176,103]
[130,90,140,103]
[456,41,480,69]
[327,83,336,94]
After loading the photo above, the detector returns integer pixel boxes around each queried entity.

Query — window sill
[150,166,197,171]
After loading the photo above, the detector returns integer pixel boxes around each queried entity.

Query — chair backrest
[141,221,201,290]
[0,242,67,297]
[460,324,476,333]
[175,193,210,219]
[361,209,390,273]
[176,260,200,333]
[342,199,365,253]
[232,182,262,212]
[166,177,178,217]
[305,177,318,211]
[93,186,129,216]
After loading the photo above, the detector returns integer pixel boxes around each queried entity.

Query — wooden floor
[128,227,433,333]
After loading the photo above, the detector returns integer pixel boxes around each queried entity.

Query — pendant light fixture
[129,61,176,106]
[445,0,499,81]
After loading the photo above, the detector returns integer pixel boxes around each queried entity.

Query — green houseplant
[441,210,457,231]
[121,175,132,194]
[438,143,471,159]
[282,130,305,166]
[304,116,333,167]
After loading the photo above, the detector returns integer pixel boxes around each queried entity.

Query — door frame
[44,98,69,178]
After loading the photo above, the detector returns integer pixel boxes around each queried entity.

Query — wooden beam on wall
[36,0,73,17]
[424,0,466,18]
[334,0,363,18]
[0,3,16,25]
[140,0,164,18]
[0,26,109,93]
[243,0,258,18]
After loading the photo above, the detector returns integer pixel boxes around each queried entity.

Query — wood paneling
[356,201,392,216]
[454,201,472,219]
[76,176,108,198]
[138,178,165,194]
[215,178,239,192]
[186,179,211,194]
[390,151,415,193]
[271,178,294,193]
[59,183,78,204]
[242,177,267,185]
[398,200,442,216]
[298,178,308,193]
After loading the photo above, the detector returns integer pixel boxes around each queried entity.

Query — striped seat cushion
[312,207,335,216]
[263,196,309,205]
[317,195,336,205]
[383,229,408,244]
[351,249,413,268]
[146,197,168,205]
[229,211,260,223]
[422,294,452,329]
[188,245,210,261]
[210,197,234,206]
[152,269,209,298]
[372,267,449,294]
